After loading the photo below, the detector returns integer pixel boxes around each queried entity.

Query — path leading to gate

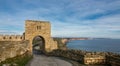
[27,55,73,66]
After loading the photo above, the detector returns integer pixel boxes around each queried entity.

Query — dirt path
[27,55,73,66]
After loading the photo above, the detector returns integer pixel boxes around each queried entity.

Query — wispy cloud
[0,0,120,38]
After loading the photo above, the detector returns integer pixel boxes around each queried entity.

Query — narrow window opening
[37,26,41,30]
[9,37,12,39]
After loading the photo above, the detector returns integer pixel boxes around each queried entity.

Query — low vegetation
[0,52,32,66]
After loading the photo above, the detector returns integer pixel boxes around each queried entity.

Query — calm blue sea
[67,39,120,53]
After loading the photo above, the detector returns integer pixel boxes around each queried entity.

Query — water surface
[67,39,120,53]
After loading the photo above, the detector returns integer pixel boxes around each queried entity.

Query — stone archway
[25,20,58,53]
[32,36,45,54]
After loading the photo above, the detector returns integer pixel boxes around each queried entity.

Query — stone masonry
[0,20,58,53]
[84,52,106,65]
[0,41,29,62]
[25,20,58,52]
[0,20,58,62]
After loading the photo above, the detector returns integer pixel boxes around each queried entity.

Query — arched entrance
[25,20,58,53]
[32,36,45,54]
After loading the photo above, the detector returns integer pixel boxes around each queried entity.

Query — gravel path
[27,55,73,66]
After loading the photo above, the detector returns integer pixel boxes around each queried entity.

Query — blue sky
[0,0,120,38]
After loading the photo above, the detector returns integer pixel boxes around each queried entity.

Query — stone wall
[84,52,106,65]
[47,49,107,65]
[106,52,120,66]
[48,49,120,65]
[47,49,86,63]
[0,41,29,62]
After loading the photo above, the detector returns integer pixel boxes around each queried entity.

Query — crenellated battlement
[0,35,24,41]
[25,20,50,23]
[85,52,106,57]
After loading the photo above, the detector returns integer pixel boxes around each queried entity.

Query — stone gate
[25,20,58,52]
[0,20,58,53]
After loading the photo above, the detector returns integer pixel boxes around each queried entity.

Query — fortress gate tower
[25,20,58,53]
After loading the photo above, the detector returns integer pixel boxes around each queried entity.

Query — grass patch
[0,52,33,66]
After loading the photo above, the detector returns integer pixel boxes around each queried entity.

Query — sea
[67,39,120,54]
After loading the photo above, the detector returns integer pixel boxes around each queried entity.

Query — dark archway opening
[32,36,45,55]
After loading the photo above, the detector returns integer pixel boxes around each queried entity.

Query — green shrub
[0,52,33,66]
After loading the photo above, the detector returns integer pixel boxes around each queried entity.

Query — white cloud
[0,0,120,38]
